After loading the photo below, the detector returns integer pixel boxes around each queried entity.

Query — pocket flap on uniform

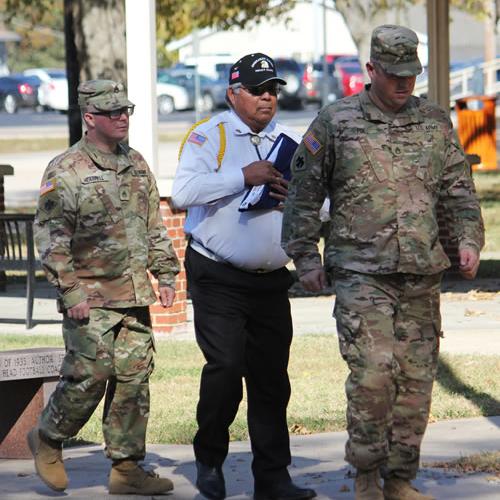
[358,136,390,182]
[333,303,361,341]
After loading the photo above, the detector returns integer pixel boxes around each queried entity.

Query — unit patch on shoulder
[188,131,207,146]
[40,180,56,196]
[294,155,305,171]
[303,132,322,155]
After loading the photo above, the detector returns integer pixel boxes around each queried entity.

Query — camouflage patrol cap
[370,24,422,77]
[77,79,134,111]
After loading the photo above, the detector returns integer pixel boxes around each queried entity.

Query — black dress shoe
[195,460,226,499]
[254,480,317,500]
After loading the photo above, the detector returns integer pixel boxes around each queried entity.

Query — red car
[334,57,365,97]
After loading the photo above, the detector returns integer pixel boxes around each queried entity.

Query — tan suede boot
[383,478,435,500]
[27,427,68,492]
[109,460,174,495]
[355,469,383,500]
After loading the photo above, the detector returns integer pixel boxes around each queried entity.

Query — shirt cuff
[158,273,176,288]
[294,253,323,278]
[458,240,481,254]
[61,286,88,310]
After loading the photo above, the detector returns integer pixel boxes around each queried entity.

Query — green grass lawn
[1,334,498,446]
[473,171,500,252]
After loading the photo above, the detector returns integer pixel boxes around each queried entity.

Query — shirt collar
[228,109,280,141]
[359,84,423,126]
[81,135,133,173]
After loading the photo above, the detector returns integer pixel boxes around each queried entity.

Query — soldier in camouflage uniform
[282,26,484,500]
[28,80,180,495]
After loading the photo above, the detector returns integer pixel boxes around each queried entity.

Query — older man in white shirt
[172,53,316,500]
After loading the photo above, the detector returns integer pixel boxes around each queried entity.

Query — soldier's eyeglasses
[241,83,280,96]
[90,105,135,120]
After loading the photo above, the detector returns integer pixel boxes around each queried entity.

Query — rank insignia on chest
[303,132,322,155]
[40,180,56,196]
[188,131,207,146]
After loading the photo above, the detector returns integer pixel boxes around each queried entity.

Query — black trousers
[185,246,294,484]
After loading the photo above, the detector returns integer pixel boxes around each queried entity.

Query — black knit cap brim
[229,52,287,87]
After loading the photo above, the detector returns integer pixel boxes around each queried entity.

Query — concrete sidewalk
[1,279,499,499]
[0,417,499,499]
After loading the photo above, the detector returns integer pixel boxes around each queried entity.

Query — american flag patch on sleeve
[40,180,56,196]
[303,132,322,155]
[188,131,207,146]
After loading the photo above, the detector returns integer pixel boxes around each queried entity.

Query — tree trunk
[76,0,127,82]
[64,0,82,146]
[64,0,127,144]
[335,1,407,76]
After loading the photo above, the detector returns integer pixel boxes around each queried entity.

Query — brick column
[149,197,187,333]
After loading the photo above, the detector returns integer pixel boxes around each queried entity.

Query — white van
[182,54,235,80]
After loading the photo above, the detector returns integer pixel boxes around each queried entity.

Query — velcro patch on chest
[131,169,148,177]
[83,175,107,184]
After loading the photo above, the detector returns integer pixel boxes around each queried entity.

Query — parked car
[334,57,364,97]
[23,68,68,112]
[302,61,343,106]
[164,67,227,112]
[0,74,40,113]
[156,72,192,115]
[275,58,306,109]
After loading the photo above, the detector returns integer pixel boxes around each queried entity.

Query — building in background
[167,2,357,65]
[167,1,494,71]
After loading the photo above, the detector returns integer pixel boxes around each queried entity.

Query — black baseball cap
[229,53,287,87]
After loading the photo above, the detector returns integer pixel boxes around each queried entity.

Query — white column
[125,0,158,175]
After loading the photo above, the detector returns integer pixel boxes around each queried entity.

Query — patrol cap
[77,79,134,111]
[370,24,422,77]
[229,53,286,87]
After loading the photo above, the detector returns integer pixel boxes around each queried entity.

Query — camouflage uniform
[282,30,484,480]
[34,80,179,461]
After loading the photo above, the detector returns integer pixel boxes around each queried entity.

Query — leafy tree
[1,0,65,71]
[156,0,297,67]
[334,0,493,70]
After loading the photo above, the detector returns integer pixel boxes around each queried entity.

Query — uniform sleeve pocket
[37,192,63,222]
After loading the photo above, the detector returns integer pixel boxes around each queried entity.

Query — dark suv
[275,58,306,109]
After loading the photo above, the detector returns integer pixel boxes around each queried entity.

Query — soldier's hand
[242,160,283,186]
[300,268,328,292]
[67,301,90,321]
[269,177,288,203]
[159,285,176,308]
[459,247,480,280]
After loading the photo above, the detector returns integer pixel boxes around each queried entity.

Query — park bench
[0,213,42,329]
[0,347,64,458]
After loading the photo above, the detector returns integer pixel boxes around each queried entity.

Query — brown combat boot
[354,469,383,500]
[383,478,435,500]
[109,459,174,495]
[27,427,68,492]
